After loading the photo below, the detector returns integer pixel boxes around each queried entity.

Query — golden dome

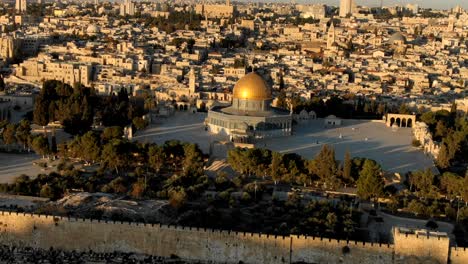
[232,73,272,100]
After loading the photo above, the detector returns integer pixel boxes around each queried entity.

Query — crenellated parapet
[0,211,465,264]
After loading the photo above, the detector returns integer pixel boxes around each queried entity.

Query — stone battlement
[0,211,465,264]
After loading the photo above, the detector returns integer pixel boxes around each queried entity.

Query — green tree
[342,150,352,182]
[325,212,337,233]
[308,144,340,190]
[276,91,288,109]
[420,111,436,127]
[440,172,462,200]
[130,179,146,199]
[50,134,57,154]
[398,104,411,114]
[435,120,447,138]
[101,139,131,174]
[407,200,428,217]
[437,143,450,169]
[2,123,17,148]
[377,103,386,116]
[132,116,148,130]
[410,168,437,199]
[270,152,284,185]
[182,143,204,177]
[15,119,31,150]
[33,96,49,126]
[31,135,49,159]
[356,159,383,201]
[101,126,123,142]
[39,184,55,199]
[462,175,468,202]
[80,131,101,164]
[168,188,187,209]
[148,145,166,173]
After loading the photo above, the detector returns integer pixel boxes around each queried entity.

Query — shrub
[241,192,251,203]
[168,188,187,209]
[425,220,438,230]
[39,184,54,199]
[407,200,428,217]
[412,139,421,147]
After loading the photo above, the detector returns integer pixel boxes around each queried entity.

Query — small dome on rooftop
[388,32,406,45]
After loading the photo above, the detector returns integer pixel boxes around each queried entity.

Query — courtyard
[0,153,41,183]
[134,112,436,174]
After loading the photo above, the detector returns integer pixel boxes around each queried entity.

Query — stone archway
[199,102,206,111]
[386,113,416,128]
[407,118,413,127]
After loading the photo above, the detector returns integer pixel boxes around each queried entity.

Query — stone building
[15,56,93,87]
[413,121,440,159]
[120,0,135,16]
[195,0,234,19]
[205,72,292,143]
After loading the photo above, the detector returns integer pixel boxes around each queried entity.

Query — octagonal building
[205,73,292,143]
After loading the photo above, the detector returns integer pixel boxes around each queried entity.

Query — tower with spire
[189,68,197,94]
[327,23,335,49]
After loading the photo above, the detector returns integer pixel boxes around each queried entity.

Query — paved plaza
[261,119,436,174]
[0,153,42,183]
[133,112,227,153]
[134,112,435,174]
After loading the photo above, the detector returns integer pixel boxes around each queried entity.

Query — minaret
[327,23,335,49]
[226,0,230,6]
[189,68,196,94]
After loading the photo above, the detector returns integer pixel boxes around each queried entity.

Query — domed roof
[86,25,100,34]
[388,32,406,44]
[232,73,271,101]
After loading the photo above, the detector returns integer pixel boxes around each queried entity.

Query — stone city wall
[291,235,394,263]
[393,228,450,264]
[450,247,468,264]
[0,211,467,264]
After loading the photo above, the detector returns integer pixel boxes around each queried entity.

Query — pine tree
[343,150,352,182]
[31,135,50,159]
[437,143,450,169]
[356,159,383,201]
[33,97,49,126]
[310,144,340,190]
[270,151,284,185]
